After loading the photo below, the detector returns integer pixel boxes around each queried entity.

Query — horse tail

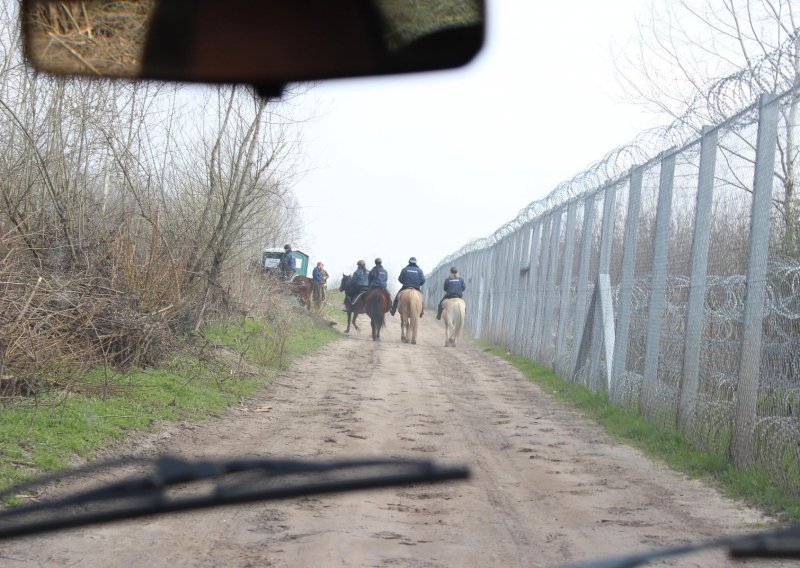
[367,290,387,329]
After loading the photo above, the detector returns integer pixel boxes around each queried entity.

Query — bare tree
[616,0,800,253]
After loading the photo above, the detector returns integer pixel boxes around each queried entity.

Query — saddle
[351,290,367,305]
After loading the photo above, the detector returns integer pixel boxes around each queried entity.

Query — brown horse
[397,288,423,344]
[287,275,313,310]
[365,288,391,341]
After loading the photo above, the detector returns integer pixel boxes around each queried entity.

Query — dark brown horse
[339,276,390,339]
[365,287,391,341]
[339,274,364,333]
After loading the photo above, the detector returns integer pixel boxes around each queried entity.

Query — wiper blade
[0,456,469,540]
[561,525,800,568]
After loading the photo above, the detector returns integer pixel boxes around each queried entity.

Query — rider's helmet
[357,260,365,266]
[408,257,417,264]
[283,244,291,251]
[375,258,382,265]
[450,267,458,274]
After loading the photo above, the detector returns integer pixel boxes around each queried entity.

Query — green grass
[0,308,341,494]
[479,342,800,522]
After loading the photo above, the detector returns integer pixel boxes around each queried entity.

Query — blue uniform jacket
[351,266,369,287]
[312,266,323,282]
[281,251,296,271]
[443,277,465,296]
[368,266,388,288]
[399,265,425,288]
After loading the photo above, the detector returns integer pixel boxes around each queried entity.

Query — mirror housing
[22,0,485,91]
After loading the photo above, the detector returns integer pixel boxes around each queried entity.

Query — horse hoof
[411,340,416,345]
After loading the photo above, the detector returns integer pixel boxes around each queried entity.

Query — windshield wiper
[561,524,800,568]
[0,456,469,539]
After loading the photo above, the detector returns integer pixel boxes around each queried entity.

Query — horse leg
[345,310,352,333]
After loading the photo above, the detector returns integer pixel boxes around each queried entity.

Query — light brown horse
[442,297,465,347]
[397,288,423,344]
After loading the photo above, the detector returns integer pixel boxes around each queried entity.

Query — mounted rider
[390,257,425,316]
[436,266,466,320]
[345,260,369,307]
[368,258,388,289]
[279,244,296,281]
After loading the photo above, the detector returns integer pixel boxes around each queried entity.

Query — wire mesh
[427,89,800,493]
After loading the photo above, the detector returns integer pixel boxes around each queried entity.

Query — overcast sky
[289,1,658,288]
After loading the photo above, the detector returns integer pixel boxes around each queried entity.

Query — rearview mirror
[22,0,485,87]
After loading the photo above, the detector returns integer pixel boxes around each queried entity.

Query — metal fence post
[541,207,564,363]
[556,200,578,374]
[732,94,780,468]
[505,231,524,348]
[589,183,618,387]
[531,215,555,360]
[641,150,677,419]
[677,125,718,431]
[513,224,534,354]
[571,193,597,376]
[524,221,543,358]
[610,168,644,402]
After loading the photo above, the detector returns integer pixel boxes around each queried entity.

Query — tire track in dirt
[0,316,786,567]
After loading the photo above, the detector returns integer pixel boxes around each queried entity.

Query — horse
[397,288,423,344]
[365,288,391,341]
[339,274,366,333]
[442,297,466,347]
[286,275,313,310]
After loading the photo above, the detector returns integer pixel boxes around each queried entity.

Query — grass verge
[479,342,800,523]
[0,307,341,494]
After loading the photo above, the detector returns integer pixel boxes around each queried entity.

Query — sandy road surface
[0,314,781,567]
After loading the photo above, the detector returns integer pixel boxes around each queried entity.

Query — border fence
[426,91,800,492]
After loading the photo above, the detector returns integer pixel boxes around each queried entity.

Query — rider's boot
[390,297,397,316]
[436,305,443,320]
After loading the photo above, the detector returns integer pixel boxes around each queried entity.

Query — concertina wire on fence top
[426,88,800,492]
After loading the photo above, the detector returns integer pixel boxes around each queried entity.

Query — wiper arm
[0,456,469,540]
[561,525,800,568]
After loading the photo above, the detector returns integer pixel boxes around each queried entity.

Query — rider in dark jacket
[437,267,466,320]
[390,257,425,316]
[346,260,369,307]
[368,258,388,288]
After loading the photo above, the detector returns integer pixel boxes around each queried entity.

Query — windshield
[1,0,798,566]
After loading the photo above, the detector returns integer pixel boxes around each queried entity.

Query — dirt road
[0,315,779,567]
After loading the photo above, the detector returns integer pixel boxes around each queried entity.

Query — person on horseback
[390,257,425,316]
[368,258,388,289]
[436,266,466,320]
[279,244,296,281]
[345,260,369,307]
